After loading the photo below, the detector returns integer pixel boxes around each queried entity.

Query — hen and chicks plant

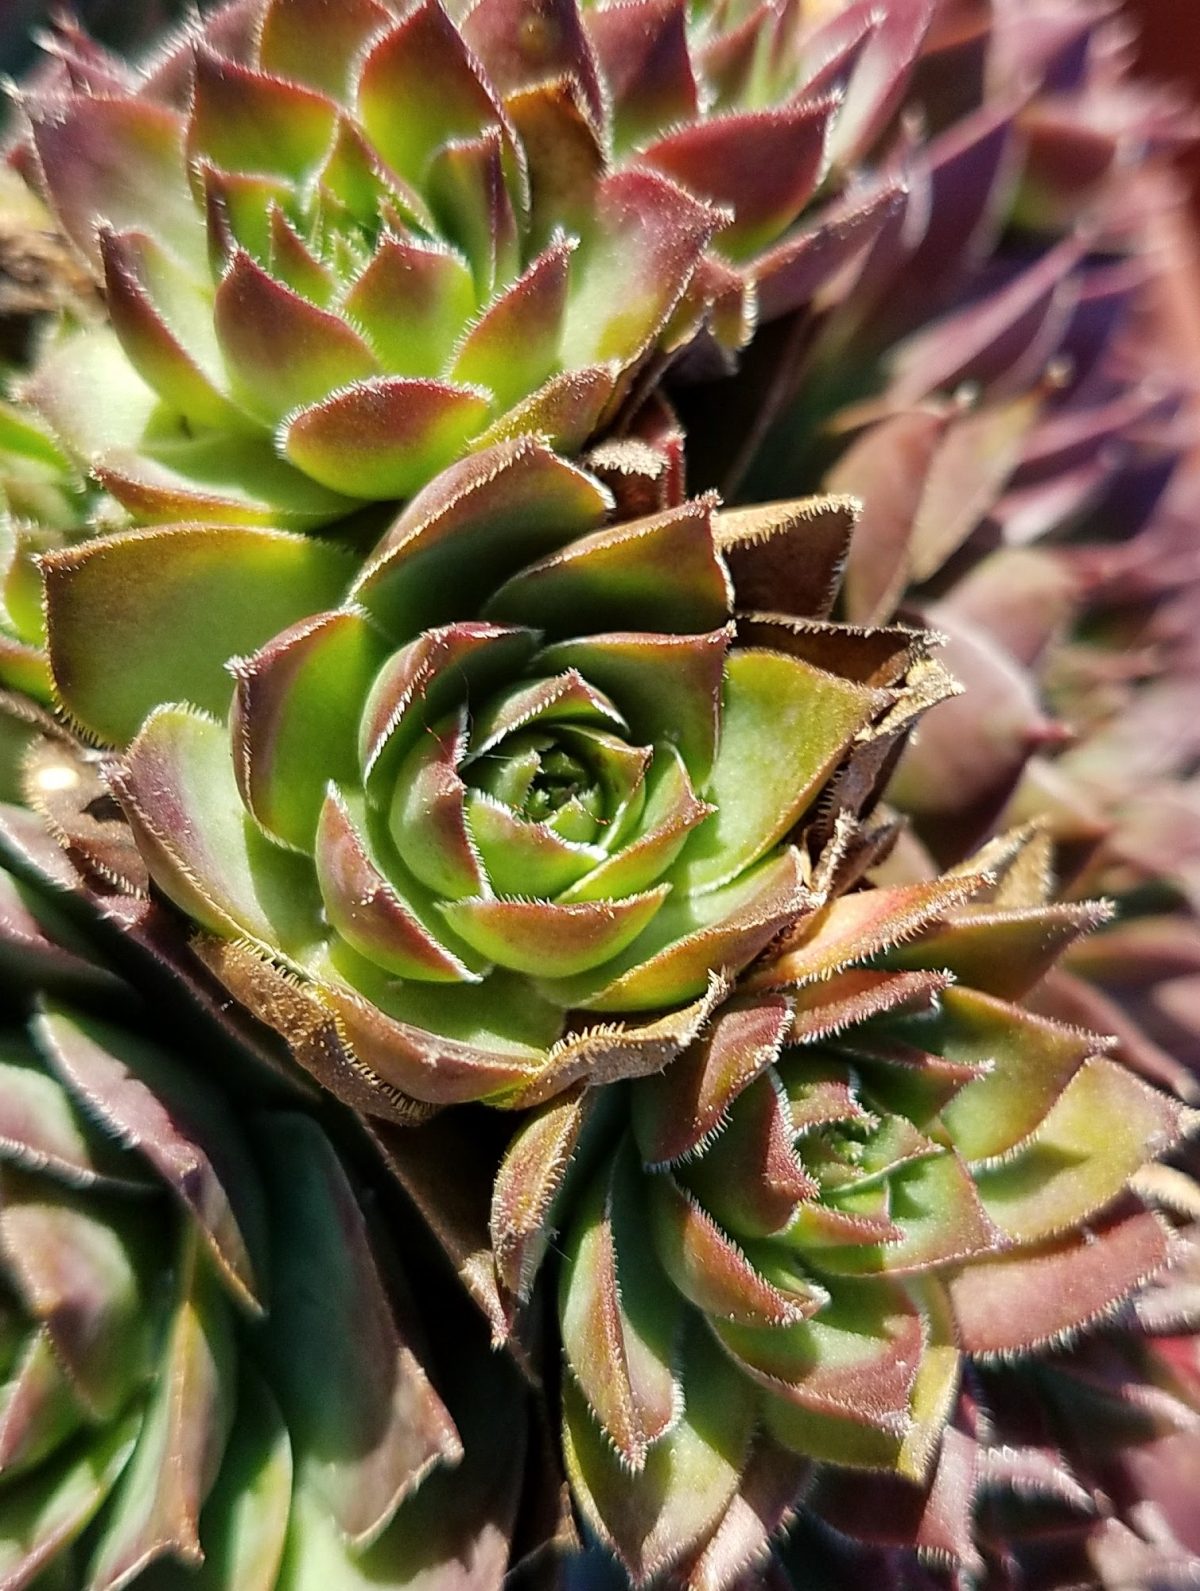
[0,0,1198,1588]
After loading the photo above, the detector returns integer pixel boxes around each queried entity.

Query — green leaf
[976,1059,1197,1243]
[484,498,731,639]
[927,988,1099,1163]
[0,1415,140,1589]
[44,526,353,747]
[0,1165,161,1422]
[231,608,388,852]
[279,378,493,500]
[563,1321,754,1585]
[0,1329,87,1477]
[718,1278,922,1438]
[538,630,728,790]
[439,887,669,978]
[276,1346,525,1590]
[560,1140,682,1469]
[450,237,573,410]
[316,786,482,982]
[34,1003,269,1318]
[560,169,719,368]
[96,434,357,532]
[85,1229,237,1590]
[177,1366,294,1591]
[814,1151,1002,1276]
[355,0,507,188]
[341,236,475,379]
[256,1114,461,1548]
[214,249,379,426]
[546,847,808,1012]
[677,649,882,892]
[351,438,610,641]
[113,706,324,955]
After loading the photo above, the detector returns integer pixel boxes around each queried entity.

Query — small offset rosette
[40,438,938,1112]
[482,828,1197,1587]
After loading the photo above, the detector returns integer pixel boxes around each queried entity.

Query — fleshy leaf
[257,1114,462,1548]
[215,250,379,425]
[641,100,835,259]
[717,497,859,623]
[112,705,323,954]
[450,236,574,410]
[439,888,669,978]
[650,1172,821,1328]
[561,1141,682,1470]
[563,1323,755,1585]
[0,1165,158,1421]
[29,94,204,273]
[44,525,352,747]
[484,499,732,638]
[316,786,480,983]
[187,48,338,181]
[885,901,1110,1000]
[752,874,987,989]
[949,1203,1175,1356]
[355,0,510,188]
[719,1280,923,1438]
[556,847,811,1013]
[34,1003,268,1317]
[538,629,729,788]
[259,0,394,97]
[976,1059,1197,1243]
[85,1229,236,1589]
[677,649,883,891]
[280,377,493,500]
[491,1086,593,1304]
[0,1414,139,1589]
[633,994,793,1167]
[100,228,242,431]
[353,437,612,637]
[183,1364,294,1591]
[586,0,698,150]
[930,988,1103,1163]
[231,608,388,852]
[341,236,475,379]
[561,169,721,368]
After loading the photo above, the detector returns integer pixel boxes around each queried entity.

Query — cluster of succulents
[0,0,1198,1587]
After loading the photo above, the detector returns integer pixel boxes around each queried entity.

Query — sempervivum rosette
[9,0,937,533]
[481,827,1197,1587]
[0,792,533,1590]
[37,439,945,1114]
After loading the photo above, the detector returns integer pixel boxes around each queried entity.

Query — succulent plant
[6,0,935,533]
[0,763,536,1590]
[443,824,1192,1588]
[0,0,1196,1589]
[35,438,953,1114]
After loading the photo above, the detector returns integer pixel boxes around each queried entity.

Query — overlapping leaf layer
[0,0,1196,1587]
[0,794,533,1590]
[471,828,1193,1585]
[13,0,939,532]
[41,438,948,1114]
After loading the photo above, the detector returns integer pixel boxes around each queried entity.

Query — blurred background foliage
[0,0,1196,207]
[0,1,188,86]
